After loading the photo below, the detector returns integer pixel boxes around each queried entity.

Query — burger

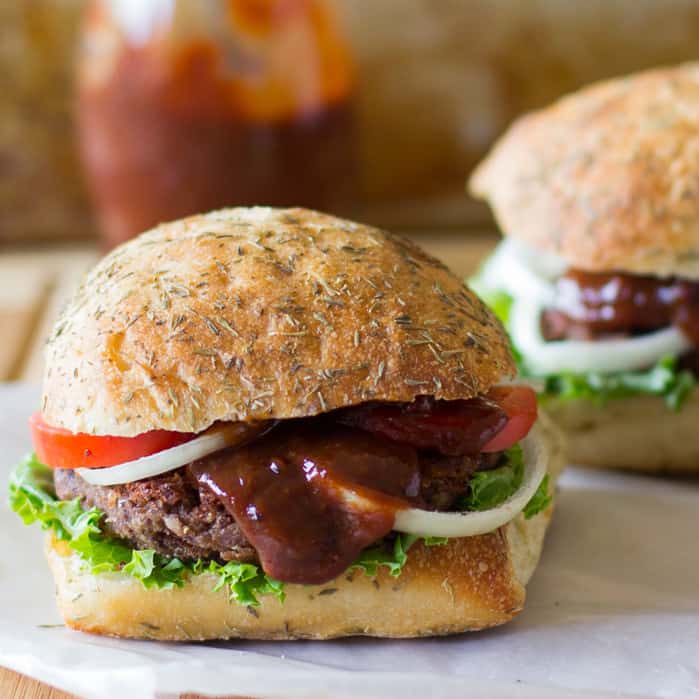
[469,63,699,472]
[10,207,564,640]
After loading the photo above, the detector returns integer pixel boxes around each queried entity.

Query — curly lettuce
[9,455,460,603]
[542,357,695,410]
[458,444,551,519]
[475,286,696,411]
[9,454,283,605]
[350,533,448,578]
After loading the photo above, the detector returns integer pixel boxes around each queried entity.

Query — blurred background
[3,0,699,382]
[7,0,699,245]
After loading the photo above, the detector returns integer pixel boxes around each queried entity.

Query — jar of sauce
[77,0,357,249]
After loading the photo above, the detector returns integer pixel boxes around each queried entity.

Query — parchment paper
[0,383,697,699]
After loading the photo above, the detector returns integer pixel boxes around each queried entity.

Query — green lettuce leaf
[457,444,551,518]
[543,355,695,410]
[123,550,188,590]
[9,455,451,603]
[350,533,449,578]
[522,474,552,519]
[195,559,286,606]
[473,285,695,410]
[350,533,418,577]
[10,448,547,601]
[9,454,281,605]
[481,288,514,327]
[460,444,524,511]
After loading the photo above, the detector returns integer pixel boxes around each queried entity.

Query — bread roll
[47,413,565,640]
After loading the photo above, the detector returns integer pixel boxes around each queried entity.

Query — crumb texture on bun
[470,63,699,279]
[42,207,513,436]
[46,412,566,640]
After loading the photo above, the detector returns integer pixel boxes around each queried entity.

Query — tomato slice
[481,385,538,453]
[337,385,537,456]
[29,412,195,469]
[337,396,507,455]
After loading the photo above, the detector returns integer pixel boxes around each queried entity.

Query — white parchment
[0,383,697,699]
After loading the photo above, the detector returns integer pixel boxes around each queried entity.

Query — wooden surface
[0,232,496,698]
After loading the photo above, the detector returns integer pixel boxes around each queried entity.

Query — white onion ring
[477,239,565,305]
[77,422,268,486]
[389,422,547,537]
[510,296,691,375]
[78,418,545,539]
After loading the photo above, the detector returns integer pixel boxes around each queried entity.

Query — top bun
[470,63,699,279]
[43,208,513,436]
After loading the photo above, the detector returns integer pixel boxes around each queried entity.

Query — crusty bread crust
[546,388,699,472]
[47,533,528,640]
[42,207,514,436]
[470,63,699,279]
[45,415,566,641]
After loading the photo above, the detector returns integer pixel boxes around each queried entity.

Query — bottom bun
[547,388,699,472]
[46,415,566,641]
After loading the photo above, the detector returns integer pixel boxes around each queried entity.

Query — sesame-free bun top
[470,63,699,279]
[43,208,514,436]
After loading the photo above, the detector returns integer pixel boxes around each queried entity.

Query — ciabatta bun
[47,409,566,640]
[43,207,514,436]
[546,389,699,472]
[470,63,699,279]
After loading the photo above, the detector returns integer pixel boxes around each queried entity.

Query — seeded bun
[42,207,514,436]
[470,63,699,279]
[546,388,699,472]
[45,415,566,640]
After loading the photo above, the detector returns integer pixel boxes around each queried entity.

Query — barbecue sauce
[543,269,699,343]
[190,395,510,585]
[191,424,420,584]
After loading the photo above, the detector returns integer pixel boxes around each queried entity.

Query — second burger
[470,63,699,472]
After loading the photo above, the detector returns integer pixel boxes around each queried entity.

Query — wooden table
[0,233,496,698]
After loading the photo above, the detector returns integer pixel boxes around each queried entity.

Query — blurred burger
[470,63,699,472]
[10,207,563,640]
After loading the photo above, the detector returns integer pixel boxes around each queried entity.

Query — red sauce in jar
[542,269,699,343]
[78,0,357,249]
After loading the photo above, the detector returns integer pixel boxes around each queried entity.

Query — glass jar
[77,0,357,249]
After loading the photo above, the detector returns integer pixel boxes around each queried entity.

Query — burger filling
[474,240,697,408]
[11,386,550,603]
[541,270,699,344]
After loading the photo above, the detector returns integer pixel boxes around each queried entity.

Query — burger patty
[54,466,259,563]
[53,450,496,565]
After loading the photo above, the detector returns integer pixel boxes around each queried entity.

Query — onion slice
[477,239,564,306]
[478,240,692,375]
[510,296,691,375]
[391,422,547,538]
[77,422,270,486]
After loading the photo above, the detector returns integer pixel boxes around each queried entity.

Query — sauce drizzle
[543,269,699,343]
[191,423,420,584]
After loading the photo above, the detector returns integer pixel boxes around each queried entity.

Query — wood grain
[0,233,496,698]
[0,668,76,699]
[0,245,97,382]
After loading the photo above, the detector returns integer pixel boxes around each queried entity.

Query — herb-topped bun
[470,64,699,471]
[12,207,565,641]
[470,63,699,279]
[43,207,514,435]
